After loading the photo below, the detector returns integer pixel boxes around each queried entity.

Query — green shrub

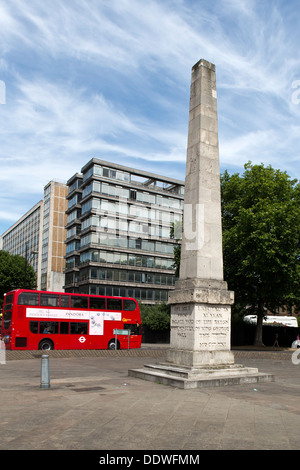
[140,303,170,331]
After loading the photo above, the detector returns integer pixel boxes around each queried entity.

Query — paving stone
[1,346,300,451]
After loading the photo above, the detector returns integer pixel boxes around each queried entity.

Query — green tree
[221,162,300,345]
[0,250,36,308]
[140,303,170,331]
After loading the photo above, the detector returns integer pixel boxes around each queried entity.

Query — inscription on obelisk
[167,59,235,367]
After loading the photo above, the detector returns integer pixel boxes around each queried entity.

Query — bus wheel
[39,339,54,351]
[108,339,119,350]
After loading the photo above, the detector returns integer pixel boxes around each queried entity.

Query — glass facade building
[1,181,68,292]
[0,201,43,287]
[65,159,184,303]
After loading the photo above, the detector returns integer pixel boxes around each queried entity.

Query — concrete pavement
[1,345,300,451]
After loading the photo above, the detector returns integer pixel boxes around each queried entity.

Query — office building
[40,181,68,291]
[0,201,43,287]
[65,159,184,303]
[1,180,68,292]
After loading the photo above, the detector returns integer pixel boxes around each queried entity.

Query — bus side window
[90,297,106,309]
[60,322,69,334]
[123,299,137,311]
[39,322,59,334]
[107,298,122,310]
[18,292,39,306]
[70,322,88,334]
[60,295,70,308]
[40,294,59,307]
[124,323,141,335]
[71,296,88,309]
[29,321,38,334]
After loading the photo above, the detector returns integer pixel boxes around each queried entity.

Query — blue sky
[0,0,300,236]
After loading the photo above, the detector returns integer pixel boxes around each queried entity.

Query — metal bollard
[40,354,50,389]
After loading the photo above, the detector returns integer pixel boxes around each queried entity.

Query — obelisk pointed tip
[192,59,215,71]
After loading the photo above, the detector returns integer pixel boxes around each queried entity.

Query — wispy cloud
[0,0,300,234]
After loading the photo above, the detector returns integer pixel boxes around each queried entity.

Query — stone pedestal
[167,279,234,368]
[129,277,274,388]
[128,362,274,389]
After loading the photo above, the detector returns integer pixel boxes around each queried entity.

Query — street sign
[113,329,130,336]
[113,329,130,349]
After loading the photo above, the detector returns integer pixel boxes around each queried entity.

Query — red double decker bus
[1,289,142,351]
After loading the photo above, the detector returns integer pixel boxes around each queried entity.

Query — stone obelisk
[167,59,234,367]
[129,60,274,387]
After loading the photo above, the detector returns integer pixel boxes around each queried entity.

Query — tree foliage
[221,162,300,345]
[169,162,299,346]
[0,250,36,308]
[140,303,170,331]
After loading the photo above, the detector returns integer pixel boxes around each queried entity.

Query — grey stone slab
[0,351,300,450]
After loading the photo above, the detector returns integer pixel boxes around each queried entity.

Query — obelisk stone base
[166,347,235,369]
[129,279,274,388]
[167,279,234,367]
[128,363,275,389]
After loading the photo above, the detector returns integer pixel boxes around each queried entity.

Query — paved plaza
[1,345,300,451]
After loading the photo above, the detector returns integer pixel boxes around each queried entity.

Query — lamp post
[24,243,39,288]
